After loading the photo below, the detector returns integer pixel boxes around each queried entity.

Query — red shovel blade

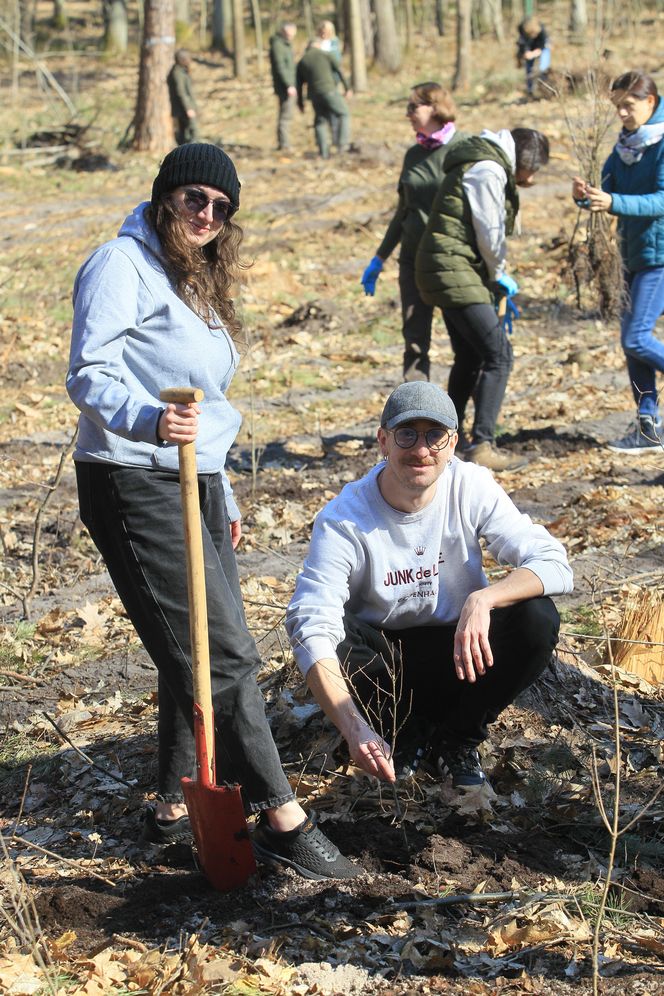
[182,777,256,891]
[182,703,257,891]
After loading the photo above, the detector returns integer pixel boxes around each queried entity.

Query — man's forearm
[306,657,362,740]
[475,566,544,611]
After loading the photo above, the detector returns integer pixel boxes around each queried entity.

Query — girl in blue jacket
[573,70,664,453]
[67,143,358,880]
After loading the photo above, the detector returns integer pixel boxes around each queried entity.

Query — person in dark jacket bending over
[167,49,199,146]
[516,17,551,98]
[296,37,352,159]
[415,127,550,472]
[361,82,465,383]
[285,381,572,790]
[269,23,297,152]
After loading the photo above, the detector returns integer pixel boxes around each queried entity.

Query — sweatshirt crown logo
[414,545,425,556]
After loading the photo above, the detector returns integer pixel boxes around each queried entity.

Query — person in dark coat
[167,49,199,146]
[516,17,551,98]
[269,23,297,152]
[360,82,465,382]
[296,38,352,159]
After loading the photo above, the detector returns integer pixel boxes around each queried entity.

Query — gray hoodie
[67,203,241,520]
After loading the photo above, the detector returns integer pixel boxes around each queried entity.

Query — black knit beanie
[151,143,240,216]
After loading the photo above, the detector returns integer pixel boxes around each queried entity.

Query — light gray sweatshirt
[462,128,516,281]
[67,203,241,520]
[286,460,573,677]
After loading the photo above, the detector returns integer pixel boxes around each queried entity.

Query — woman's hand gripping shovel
[160,388,257,890]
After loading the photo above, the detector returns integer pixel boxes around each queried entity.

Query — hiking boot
[438,745,487,788]
[251,813,361,881]
[466,440,528,471]
[607,417,663,454]
[141,808,193,846]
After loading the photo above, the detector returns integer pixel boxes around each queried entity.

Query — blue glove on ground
[496,273,519,297]
[500,297,520,335]
[361,256,383,296]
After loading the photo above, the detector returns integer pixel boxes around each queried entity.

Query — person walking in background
[286,382,572,790]
[573,70,664,453]
[516,17,551,98]
[415,127,550,471]
[167,49,199,145]
[269,22,298,152]
[317,19,342,70]
[67,143,360,881]
[361,83,465,382]
[296,36,352,159]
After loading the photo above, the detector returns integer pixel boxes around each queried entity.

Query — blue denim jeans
[621,266,664,419]
[75,462,294,812]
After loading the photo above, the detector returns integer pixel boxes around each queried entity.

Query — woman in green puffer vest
[360,83,465,381]
[415,128,549,471]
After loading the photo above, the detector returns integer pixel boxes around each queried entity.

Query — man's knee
[493,597,560,651]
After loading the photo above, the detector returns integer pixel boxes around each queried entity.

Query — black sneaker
[607,417,663,454]
[437,745,487,788]
[141,808,193,846]
[251,814,361,881]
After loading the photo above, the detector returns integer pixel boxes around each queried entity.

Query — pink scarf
[416,122,456,150]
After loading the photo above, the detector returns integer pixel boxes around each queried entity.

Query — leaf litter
[1,8,664,996]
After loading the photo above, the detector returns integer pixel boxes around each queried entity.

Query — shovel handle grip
[159,387,204,405]
[497,296,508,318]
[159,387,214,783]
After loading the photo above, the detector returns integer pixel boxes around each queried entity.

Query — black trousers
[443,302,514,444]
[337,597,560,748]
[399,256,434,380]
[75,462,294,811]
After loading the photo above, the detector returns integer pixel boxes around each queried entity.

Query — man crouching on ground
[285,382,573,787]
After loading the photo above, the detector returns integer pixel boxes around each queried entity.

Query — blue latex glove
[496,273,519,297]
[500,297,520,335]
[361,256,383,296]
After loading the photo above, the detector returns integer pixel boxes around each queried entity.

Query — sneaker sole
[606,442,661,454]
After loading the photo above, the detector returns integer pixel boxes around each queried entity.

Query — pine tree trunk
[133,0,175,152]
[348,0,367,91]
[248,0,263,77]
[452,0,471,91]
[52,0,67,30]
[360,0,374,58]
[435,0,446,35]
[374,0,401,72]
[232,0,246,79]
[212,0,231,53]
[174,0,189,41]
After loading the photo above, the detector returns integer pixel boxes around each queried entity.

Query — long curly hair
[146,198,246,341]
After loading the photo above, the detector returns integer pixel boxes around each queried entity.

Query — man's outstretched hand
[345,715,395,782]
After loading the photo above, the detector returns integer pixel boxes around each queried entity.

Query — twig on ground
[42,711,136,790]
[7,833,117,885]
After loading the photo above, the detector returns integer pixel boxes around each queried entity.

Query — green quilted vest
[415,136,520,309]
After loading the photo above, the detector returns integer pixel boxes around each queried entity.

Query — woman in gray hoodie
[67,143,358,880]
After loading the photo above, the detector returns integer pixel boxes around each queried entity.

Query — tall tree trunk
[212,0,231,53]
[452,0,471,91]
[403,0,414,51]
[174,0,190,40]
[248,0,263,77]
[103,0,128,53]
[374,0,401,72]
[359,0,374,58]
[19,0,36,48]
[435,0,446,35]
[569,0,588,38]
[232,0,246,79]
[52,0,67,29]
[302,0,313,38]
[348,0,367,90]
[133,0,175,152]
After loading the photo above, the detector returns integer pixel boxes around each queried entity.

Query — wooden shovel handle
[497,296,508,318]
[159,387,214,782]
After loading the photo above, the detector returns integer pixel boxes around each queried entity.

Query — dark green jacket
[296,46,348,105]
[377,131,466,262]
[269,32,295,96]
[415,135,519,309]
[167,63,196,120]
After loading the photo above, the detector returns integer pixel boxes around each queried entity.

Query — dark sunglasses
[388,426,451,451]
[182,187,232,223]
[406,101,426,114]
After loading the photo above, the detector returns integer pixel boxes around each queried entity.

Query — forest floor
[1,4,664,995]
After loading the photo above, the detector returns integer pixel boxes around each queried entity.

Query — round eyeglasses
[388,427,452,451]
